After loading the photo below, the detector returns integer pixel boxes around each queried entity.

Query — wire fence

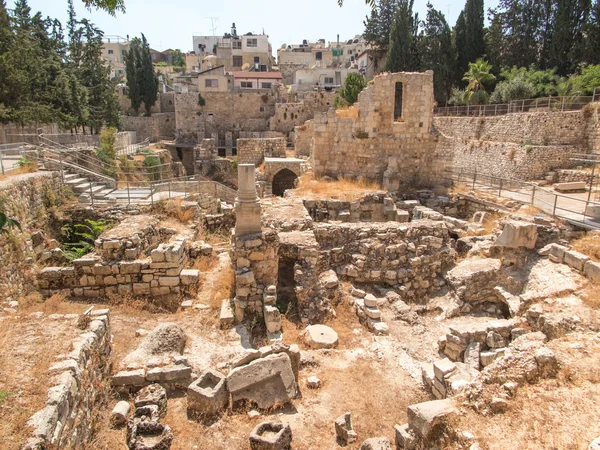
[444,169,600,229]
[434,89,600,117]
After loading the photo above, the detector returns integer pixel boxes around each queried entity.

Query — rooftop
[231,71,282,79]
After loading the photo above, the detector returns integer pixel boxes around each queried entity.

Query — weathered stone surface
[139,323,186,356]
[307,376,321,389]
[588,437,600,450]
[319,269,339,289]
[187,370,228,416]
[394,423,417,450]
[128,420,173,450]
[220,299,235,329]
[180,269,199,285]
[584,260,600,284]
[493,221,537,249]
[433,358,456,381]
[227,353,298,409]
[111,369,146,387]
[407,399,457,439]
[359,437,393,450]
[334,412,357,444]
[304,324,338,349]
[249,422,292,450]
[134,384,167,413]
[146,365,192,383]
[564,250,590,272]
[110,401,131,427]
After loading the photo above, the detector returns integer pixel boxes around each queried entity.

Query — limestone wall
[451,141,584,180]
[294,121,314,157]
[23,309,112,450]
[314,220,455,300]
[269,91,336,134]
[0,122,59,144]
[310,72,449,189]
[122,113,176,141]
[0,173,71,297]
[237,138,286,165]
[433,112,587,146]
[586,103,600,153]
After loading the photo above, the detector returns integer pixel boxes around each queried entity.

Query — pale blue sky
[8,0,498,54]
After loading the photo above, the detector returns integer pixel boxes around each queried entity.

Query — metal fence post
[184,177,187,198]
[126,178,131,205]
[168,180,171,199]
[59,150,64,183]
[561,97,565,112]
[89,179,94,206]
[150,181,154,206]
[472,172,477,190]
[531,185,536,205]
[498,179,503,197]
[0,150,4,175]
[552,194,558,217]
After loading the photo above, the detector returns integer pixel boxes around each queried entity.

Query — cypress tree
[548,0,591,75]
[384,0,418,72]
[463,0,485,66]
[124,37,142,114]
[588,0,600,64]
[139,34,158,116]
[454,11,468,82]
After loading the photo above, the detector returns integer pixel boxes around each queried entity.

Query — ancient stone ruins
[1,71,600,450]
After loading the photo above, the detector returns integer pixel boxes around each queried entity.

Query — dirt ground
[0,304,85,450]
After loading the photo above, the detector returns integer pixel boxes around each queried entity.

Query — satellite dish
[241,62,251,71]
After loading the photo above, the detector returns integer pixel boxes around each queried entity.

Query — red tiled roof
[232,71,282,79]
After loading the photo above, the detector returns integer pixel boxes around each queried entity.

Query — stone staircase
[63,172,116,203]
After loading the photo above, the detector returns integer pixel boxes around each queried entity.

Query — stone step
[73,182,106,194]
[64,177,88,186]
[93,188,116,199]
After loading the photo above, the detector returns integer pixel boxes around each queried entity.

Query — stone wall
[303,193,410,223]
[309,72,450,189]
[122,113,176,142]
[294,121,314,157]
[0,122,60,145]
[237,138,286,165]
[314,220,456,301]
[586,103,600,154]
[451,141,584,180]
[434,112,588,146]
[38,217,204,299]
[23,309,112,450]
[0,173,71,297]
[269,91,336,134]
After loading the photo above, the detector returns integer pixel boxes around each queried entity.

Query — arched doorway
[272,168,298,196]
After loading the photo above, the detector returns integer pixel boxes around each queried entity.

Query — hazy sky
[8,0,499,54]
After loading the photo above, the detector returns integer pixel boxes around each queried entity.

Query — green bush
[335,72,367,107]
[61,219,108,262]
[144,155,162,181]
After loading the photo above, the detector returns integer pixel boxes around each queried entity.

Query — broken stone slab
[128,420,173,450]
[538,243,568,261]
[433,358,456,381]
[464,341,481,371]
[407,399,457,439]
[187,370,228,417]
[111,369,146,387]
[146,365,192,383]
[480,348,506,367]
[303,324,338,349]
[220,299,235,329]
[584,260,600,284]
[307,376,321,389]
[249,422,292,450]
[319,269,339,289]
[264,305,282,333]
[363,293,378,308]
[394,423,417,450]
[134,384,167,414]
[227,352,298,409]
[110,401,131,427]
[334,412,358,444]
[493,220,537,249]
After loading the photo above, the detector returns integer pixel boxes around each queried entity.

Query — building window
[108,49,114,54]
[247,38,258,47]
[261,82,272,89]
[232,40,242,50]
[394,82,403,121]
[205,79,219,87]
[233,55,243,67]
[315,51,322,60]
[324,77,334,84]
[254,56,260,63]
[241,81,253,88]
[348,50,353,54]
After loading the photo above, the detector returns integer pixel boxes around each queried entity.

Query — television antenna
[206,17,219,36]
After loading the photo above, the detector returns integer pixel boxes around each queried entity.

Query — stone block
[407,399,457,439]
[120,261,142,274]
[433,358,456,381]
[249,422,293,450]
[264,305,282,333]
[187,370,228,416]
[394,423,417,450]
[180,269,200,285]
[464,341,480,371]
[132,283,150,295]
[111,369,146,386]
[493,221,537,249]
[554,181,586,191]
[304,324,338,349]
[110,401,131,427]
[584,260,600,284]
[227,353,297,409]
[146,365,192,382]
[220,299,235,328]
[564,250,590,272]
[334,412,357,444]
[159,276,180,287]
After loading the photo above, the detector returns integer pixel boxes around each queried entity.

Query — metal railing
[445,169,600,230]
[0,142,30,175]
[434,89,600,117]
[117,138,150,156]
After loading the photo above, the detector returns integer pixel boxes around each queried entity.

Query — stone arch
[272,168,298,196]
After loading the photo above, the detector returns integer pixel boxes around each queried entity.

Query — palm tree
[463,59,496,105]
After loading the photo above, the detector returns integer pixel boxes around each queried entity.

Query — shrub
[197,94,206,106]
[144,155,162,181]
[98,127,117,163]
[335,72,367,107]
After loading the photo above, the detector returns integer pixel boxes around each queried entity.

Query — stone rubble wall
[585,103,600,154]
[269,91,336,134]
[24,309,112,450]
[555,169,600,184]
[122,113,176,142]
[450,140,584,180]
[294,120,314,157]
[303,193,410,223]
[38,232,206,298]
[0,172,72,297]
[433,112,588,146]
[237,137,287,166]
[314,220,456,300]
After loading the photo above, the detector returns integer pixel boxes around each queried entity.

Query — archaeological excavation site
[2,15,600,449]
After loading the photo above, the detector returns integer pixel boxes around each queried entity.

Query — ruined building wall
[587,103,600,154]
[237,138,287,165]
[269,91,336,134]
[294,121,314,157]
[122,113,176,141]
[310,72,450,189]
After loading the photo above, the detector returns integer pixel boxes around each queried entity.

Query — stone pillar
[225,131,233,157]
[235,164,262,237]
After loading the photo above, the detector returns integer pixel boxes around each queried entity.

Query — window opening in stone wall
[316,51,322,60]
[241,81,253,89]
[272,168,298,196]
[247,38,258,47]
[233,55,243,67]
[394,81,403,121]
[277,257,297,315]
[176,147,183,162]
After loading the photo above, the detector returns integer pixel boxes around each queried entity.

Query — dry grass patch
[519,204,544,215]
[571,232,600,262]
[292,173,382,201]
[335,105,359,118]
[580,284,600,309]
[0,164,37,182]
[154,198,195,224]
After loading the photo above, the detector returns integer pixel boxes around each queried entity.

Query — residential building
[192,23,274,72]
[293,67,358,92]
[100,35,129,80]
[197,66,233,93]
[232,71,282,90]
[186,53,201,73]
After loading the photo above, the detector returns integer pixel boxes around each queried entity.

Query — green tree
[363,0,398,71]
[454,11,468,81]
[98,126,117,162]
[335,72,367,107]
[463,0,485,68]
[463,59,496,104]
[384,0,419,72]
[587,0,600,64]
[171,49,186,71]
[139,34,158,116]
[81,0,125,16]
[569,64,600,95]
[419,3,456,104]
[548,0,591,75]
[124,37,142,113]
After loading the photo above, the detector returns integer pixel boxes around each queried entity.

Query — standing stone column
[235,164,262,237]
